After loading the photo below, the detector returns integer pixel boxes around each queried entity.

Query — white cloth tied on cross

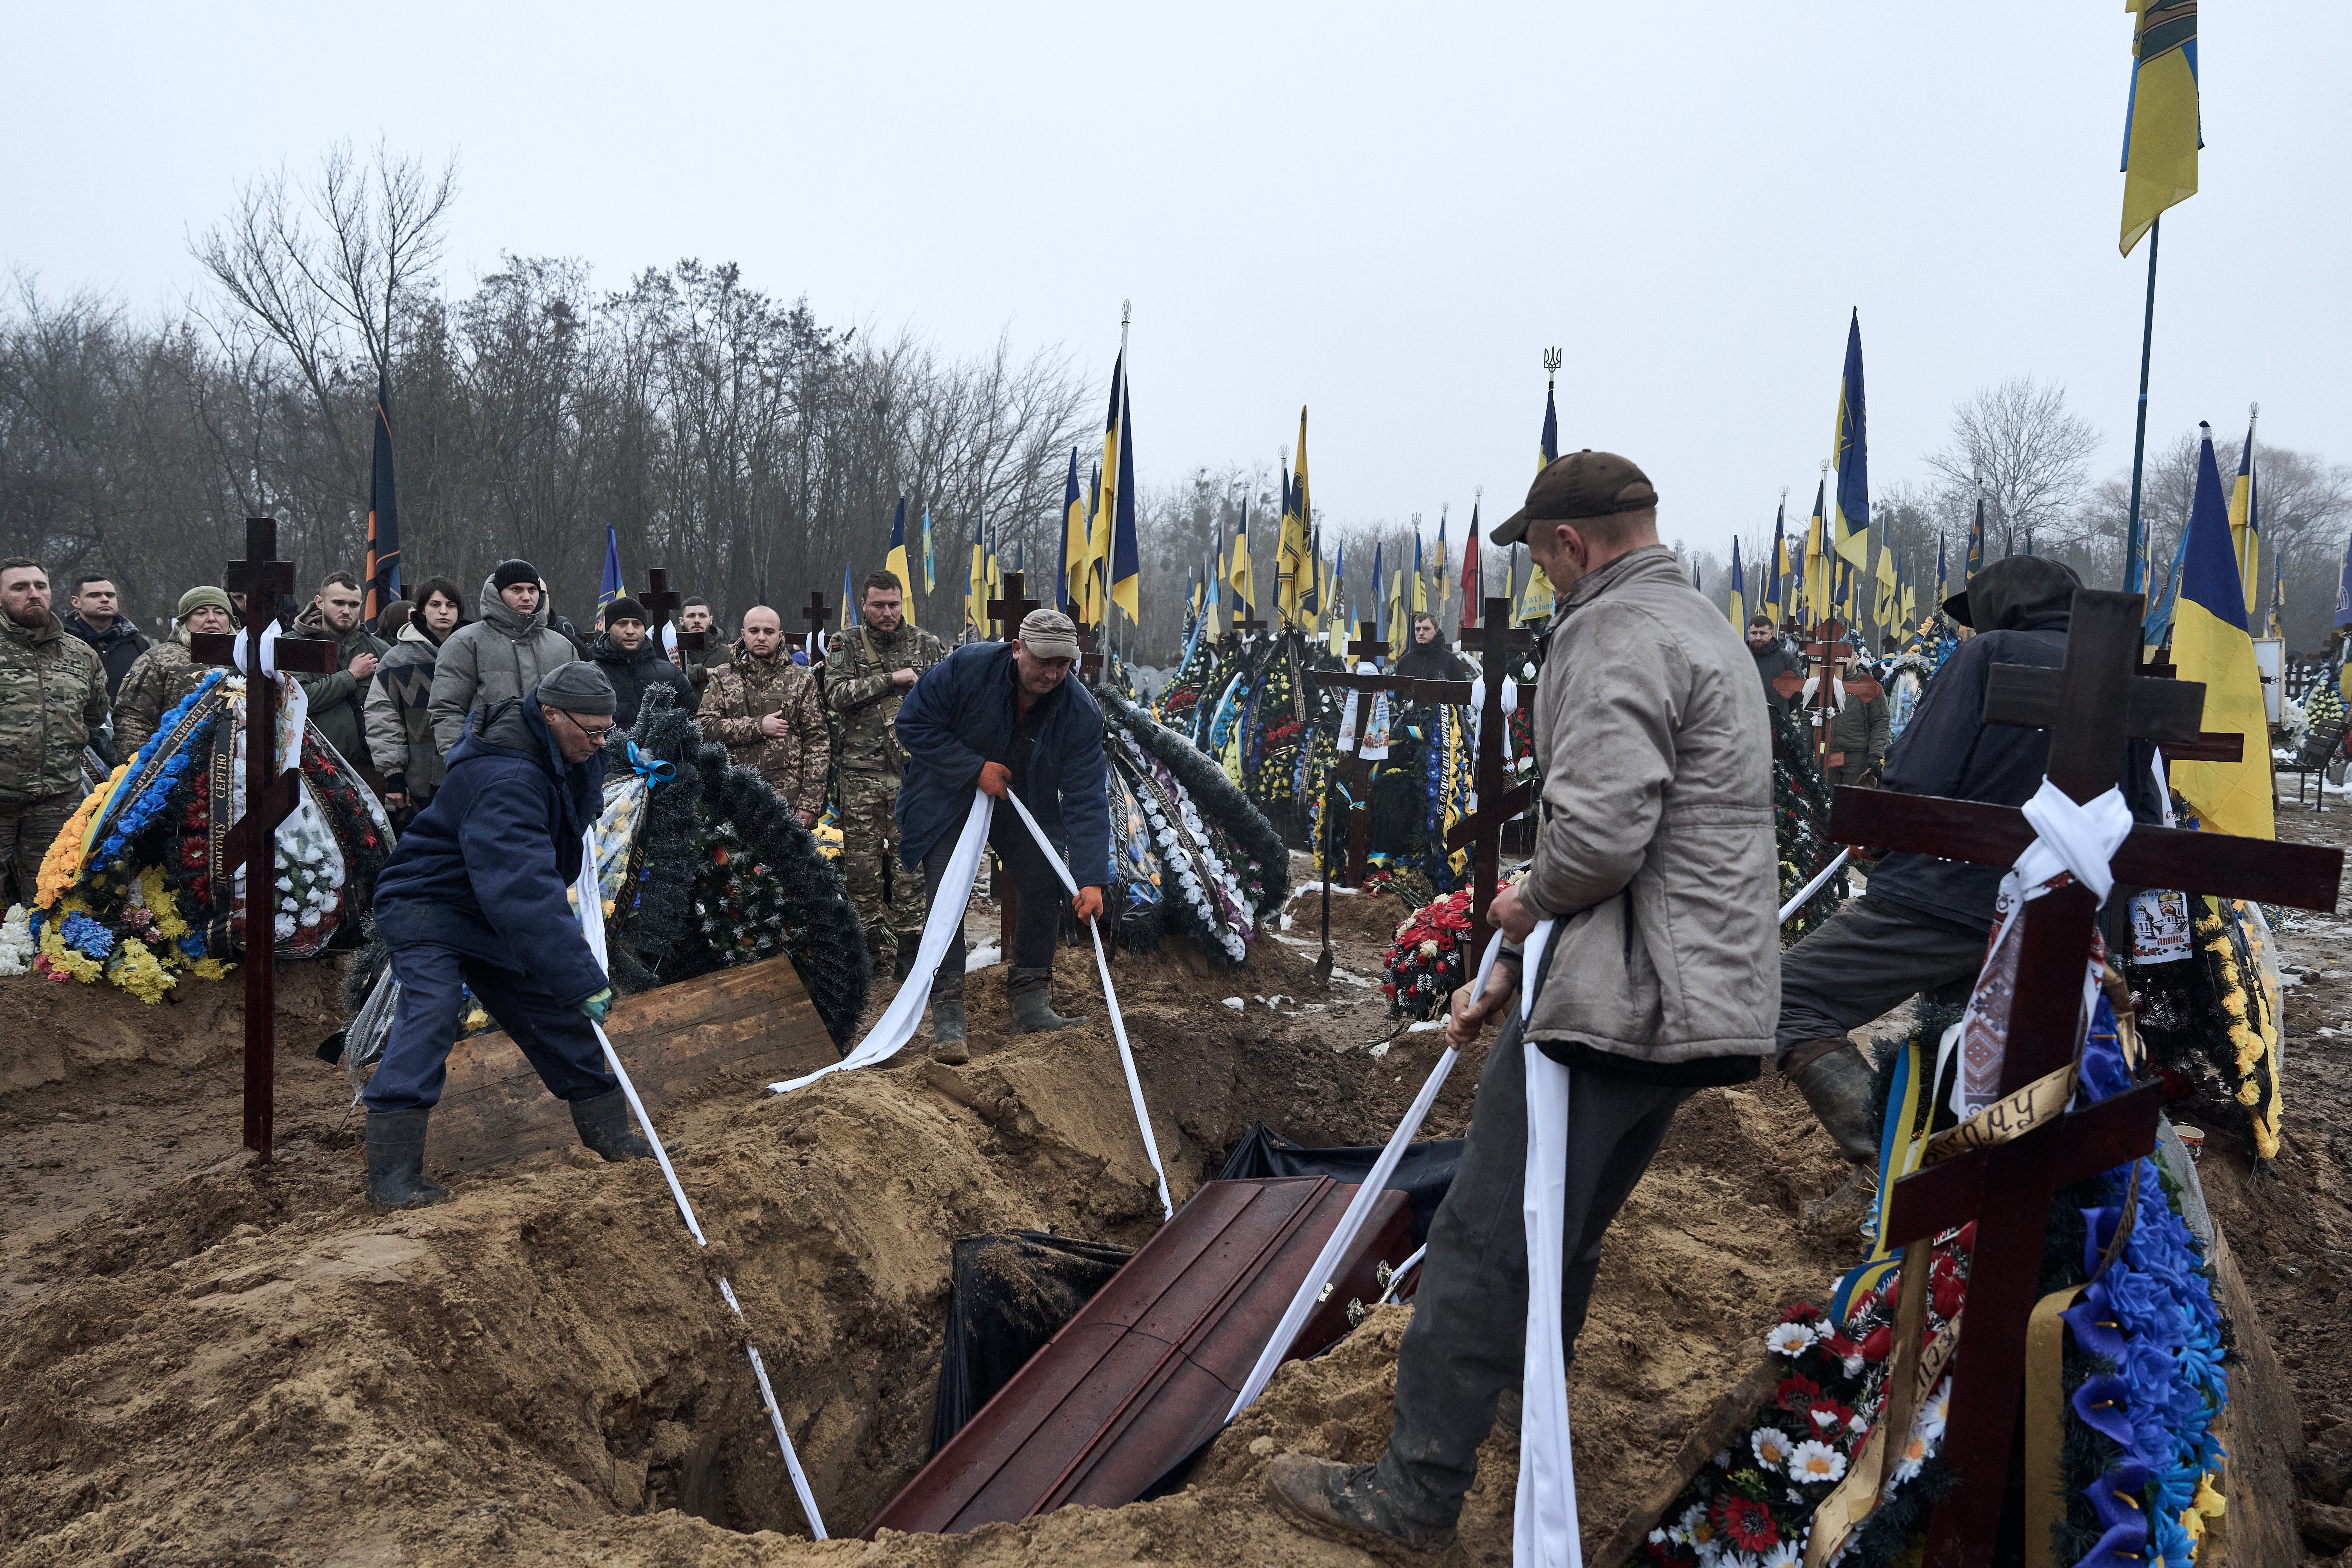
[1943,780,2135,1120]
[1336,660,1392,761]
[229,622,307,777]
[1467,676,1519,766]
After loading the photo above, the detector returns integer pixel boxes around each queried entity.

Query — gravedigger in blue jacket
[361,661,651,1206]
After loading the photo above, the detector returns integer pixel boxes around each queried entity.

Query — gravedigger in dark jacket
[359,662,652,1206]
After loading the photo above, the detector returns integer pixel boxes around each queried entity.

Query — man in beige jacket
[1268,451,1779,1555]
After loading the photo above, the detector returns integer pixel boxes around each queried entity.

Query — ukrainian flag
[1277,407,1312,622]
[1829,310,1871,571]
[2171,423,2273,840]
[1803,473,1829,624]
[1110,381,1141,621]
[885,497,911,598]
[1520,383,1559,622]
[1057,449,1083,613]
[1934,533,1949,614]
[2229,413,2260,618]
[597,526,623,625]
[1087,354,1124,625]
[1727,537,1746,629]
[2120,0,2200,256]
[1764,498,1786,620]
[841,562,857,630]
[1411,530,1427,615]
[921,504,936,594]
[1966,490,1986,577]
[1874,542,1898,630]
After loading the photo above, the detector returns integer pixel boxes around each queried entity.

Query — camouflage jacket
[112,632,210,761]
[824,620,948,774]
[0,608,109,804]
[702,641,830,812]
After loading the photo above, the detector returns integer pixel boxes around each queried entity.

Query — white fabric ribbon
[773,789,994,1092]
[1514,917,1582,1568]
[2011,780,2133,908]
[573,832,828,1539]
[230,622,308,774]
[1224,931,1502,1423]
[769,788,1172,1221]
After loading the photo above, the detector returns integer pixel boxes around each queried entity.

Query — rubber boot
[570,1087,655,1162]
[1008,973,1086,1034]
[1263,1455,1457,1558]
[930,997,969,1065]
[1787,1042,1884,1165]
[365,1109,452,1207]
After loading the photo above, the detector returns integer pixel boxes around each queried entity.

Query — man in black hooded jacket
[1774,557,2161,1211]
[589,595,696,730]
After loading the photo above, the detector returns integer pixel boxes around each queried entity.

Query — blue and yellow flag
[1829,310,1871,571]
[841,561,857,630]
[1056,450,1082,613]
[1934,533,1949,614]
[1802,472,1830,624]
[1520,383,1560,621]
[597,525,622,625]
[1227,499,1252,622]
[2120,0,2200,256]
[1764,497,1787,619]
[1966,490,1987,577]
[885,497,911,596]
[921,503,936,594]
[1411,530,1427,615]
[1368,543,1385,649]
[2144,520,2189,650]
[1085,354,1123,625]
[1727,537,1746,629]
[2229,413,2260,619]
[2171,423,2272,840]
[1277,408,1312,623]
[1110,380,1141,621]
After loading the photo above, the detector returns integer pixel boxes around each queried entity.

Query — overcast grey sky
[5,2,2344,564]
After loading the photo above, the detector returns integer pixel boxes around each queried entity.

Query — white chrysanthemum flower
[1765,1321,1816,1356]
[1750,1425,1795,1472]
[1790,1439,1847,1484]
[1919,1383,1951,1439]
[1762,1544,1803,1568]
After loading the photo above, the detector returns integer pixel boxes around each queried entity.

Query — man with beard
[292,572,388,776]
[1748,614,1798,722]
[367,576,468,819]
[677,595,719,696]
[0,559,109,901]
[1395,612,1472,682]
[826,570,949,975]
[588,596,697,730]
[702,604,828,823]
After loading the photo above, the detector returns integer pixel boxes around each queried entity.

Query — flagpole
[2122,215,2162,594]
[1115,299,1131,671]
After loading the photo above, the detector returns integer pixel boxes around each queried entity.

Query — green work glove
[579,986,614,1025]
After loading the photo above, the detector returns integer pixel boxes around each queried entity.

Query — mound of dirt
[1,900,1872,1566]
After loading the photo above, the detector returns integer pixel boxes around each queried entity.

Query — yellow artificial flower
[36,927,102,983]
[191,956,236,980]
[107,939,175,1004]
[137,866,192,940]
[35,770,125,907]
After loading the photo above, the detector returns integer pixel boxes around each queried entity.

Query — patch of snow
[1407,1020,1443,1033]
[1223,996,1245,1010]
[966,943,1002,970]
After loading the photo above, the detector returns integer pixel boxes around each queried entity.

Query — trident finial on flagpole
[1121,298,1131,328]
[1542,346,1563,388]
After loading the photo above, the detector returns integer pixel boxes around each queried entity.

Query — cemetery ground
[2,820,2345,1566]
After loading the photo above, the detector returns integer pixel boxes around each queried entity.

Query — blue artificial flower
[2149,1508,2198,1568]
[2081,1202,2123,1276]
[2064,1282,2129,1363]
[2082,1464,2152,1535]
[61,911,116,958]
[2073,1376,2137,1446]
[2076,1521,2152,1568]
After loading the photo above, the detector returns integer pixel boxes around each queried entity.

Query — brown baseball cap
[1490,450,1659,545]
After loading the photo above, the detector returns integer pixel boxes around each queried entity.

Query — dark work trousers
[1371,1006,1691,1529]
[919,805,1066,1001]
[1774,894,1989,1070]
[362,939,616,1114]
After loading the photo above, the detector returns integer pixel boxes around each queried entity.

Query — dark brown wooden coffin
[864,1174,1412,1537]
[424,954,836,1174]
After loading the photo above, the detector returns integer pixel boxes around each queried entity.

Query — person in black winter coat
[1747,615,1798,721]
[1771,557,2163,1220]
[588,596,696,729]
[361,662,653,1206]
[62,575,151,702]
[1394,613,1472,683]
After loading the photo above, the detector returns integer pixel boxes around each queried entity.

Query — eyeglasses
[554,708,613,745]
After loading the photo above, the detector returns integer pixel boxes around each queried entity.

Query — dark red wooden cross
[639,567,706,655]
[188,517,341,1161]
[1824,589,2342,1567]
[987,572,1040,642]
[1303,622,1416,891]
[1074,625,1105,682]
[1233,601,1268,637]
[789,590,831,654]
[1443,597,1539,932]
[1772,617,1881,777]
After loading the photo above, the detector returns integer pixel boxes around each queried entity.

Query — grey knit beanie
[533,661,617,715]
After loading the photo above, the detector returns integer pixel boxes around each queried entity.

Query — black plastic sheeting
[1215,1122,1464,1247]
[930,1230,1134,1455]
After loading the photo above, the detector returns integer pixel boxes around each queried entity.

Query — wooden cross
[1074,625,1105,682]
[1303,622,1417,890]
[1443,597,1539,932]
[987,571,1040,642]
[1233,603,1268,637]
[1772,618,1881,777]
[791,590,831,654]
[188,517,341,1162]
[1823,590,2342,1568]
[640,566,706,655]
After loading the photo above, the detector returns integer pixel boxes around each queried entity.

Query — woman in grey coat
[426,561,580,757]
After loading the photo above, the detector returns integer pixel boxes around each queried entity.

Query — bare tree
[1925,377,2102,557]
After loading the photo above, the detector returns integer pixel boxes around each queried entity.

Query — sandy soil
[4,808,2343,1565]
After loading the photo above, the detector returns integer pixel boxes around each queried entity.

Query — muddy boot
[1786,1041,1884,1165]
[893,941,918,984]
[1008,971,1086,1034]
[1803,1164,1880,1236]
[1263,1455,1455,1559]
[570,1087,655,1162]
[930,997,969,1065]
[365,1109,451,1207]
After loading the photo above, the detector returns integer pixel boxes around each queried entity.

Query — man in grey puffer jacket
[428,561,579,757]
[1267,452,1778,1556]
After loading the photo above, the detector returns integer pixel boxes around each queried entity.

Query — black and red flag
[363,372,401,623]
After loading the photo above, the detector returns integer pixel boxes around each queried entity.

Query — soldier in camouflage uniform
[113,587,236,759]
[824,570,947,973]
[702,605,829,820]
[0,559,110,901]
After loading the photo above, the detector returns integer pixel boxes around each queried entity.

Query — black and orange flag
[363,372,401,622]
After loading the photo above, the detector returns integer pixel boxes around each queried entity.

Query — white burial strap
[575,832,829,1540]
[1223,931,1504,1423]
[1515,915,1583,1568]
[1777,846,1853,926]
